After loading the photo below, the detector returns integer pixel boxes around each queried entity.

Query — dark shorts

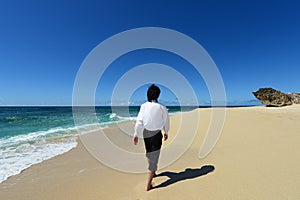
[143,129,163,171]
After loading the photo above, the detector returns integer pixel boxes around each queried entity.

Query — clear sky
[0,0,299,106]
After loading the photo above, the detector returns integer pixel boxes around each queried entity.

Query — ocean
[0,106,196,183]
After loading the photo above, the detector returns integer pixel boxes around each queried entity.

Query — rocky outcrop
[252,88,293,107]
[289,93,300,104]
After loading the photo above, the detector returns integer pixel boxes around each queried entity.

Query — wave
[0,136,77,184]
[0,126,80,184]
[103,112,132,120]
[0,107,145,184]
[0,118,136,184]
[0,126,77,148]
[0,115,38,123]
[99,112,134,124]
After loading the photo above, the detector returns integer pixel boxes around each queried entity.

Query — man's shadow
[153,165,215,189]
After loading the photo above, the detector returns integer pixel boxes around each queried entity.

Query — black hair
[147,84,161,102]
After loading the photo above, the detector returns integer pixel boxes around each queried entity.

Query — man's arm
[162,106,170,141]
[133,105,144,145]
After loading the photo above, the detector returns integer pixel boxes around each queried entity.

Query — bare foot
[146,183,154,191]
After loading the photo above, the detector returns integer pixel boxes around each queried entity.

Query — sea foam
[0,121,130,184]
[0,127,78,184]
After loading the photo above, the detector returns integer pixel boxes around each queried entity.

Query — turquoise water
[0,106,196,183]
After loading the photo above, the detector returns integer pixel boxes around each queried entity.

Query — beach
[1,105,300,199]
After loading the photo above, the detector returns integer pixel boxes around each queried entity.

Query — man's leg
[146,170,155,191]
[146,150,160,191]
[144,130,162,191]
[147,158,157,176]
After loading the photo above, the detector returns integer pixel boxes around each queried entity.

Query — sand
[1,105,300,199]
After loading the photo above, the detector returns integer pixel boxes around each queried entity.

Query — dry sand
[1,105,300,199]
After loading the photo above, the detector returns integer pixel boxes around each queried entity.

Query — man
[133,84,170,191]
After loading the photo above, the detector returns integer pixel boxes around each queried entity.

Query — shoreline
[0,104,206,184]
[1,105,300,199]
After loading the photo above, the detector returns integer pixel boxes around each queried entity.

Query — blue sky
[0,0,299,106]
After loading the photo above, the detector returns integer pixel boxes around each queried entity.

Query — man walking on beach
[133,84,170,191]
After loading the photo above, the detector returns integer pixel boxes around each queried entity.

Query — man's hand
[164,134,168,141]
[133,136,138,145]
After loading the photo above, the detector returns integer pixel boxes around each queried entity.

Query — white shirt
[134,101,170,137]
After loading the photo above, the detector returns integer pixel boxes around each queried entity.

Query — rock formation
[252,88,293,107]
[289,93,300,104]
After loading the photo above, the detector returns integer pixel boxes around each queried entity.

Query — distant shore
[1,105,300,200]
